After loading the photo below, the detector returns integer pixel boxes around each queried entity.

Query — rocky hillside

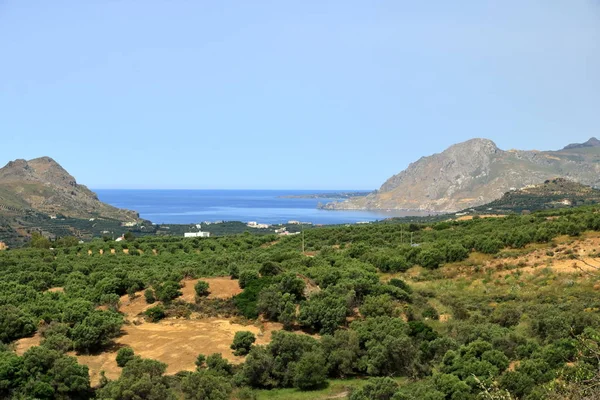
[323,138,600,213]
[0,157,138,221]
[470,178,600,214]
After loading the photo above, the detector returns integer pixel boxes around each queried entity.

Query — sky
[1,1,599,190]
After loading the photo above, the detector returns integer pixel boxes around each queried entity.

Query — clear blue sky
[1,1,599,190]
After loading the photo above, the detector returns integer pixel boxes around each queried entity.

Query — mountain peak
[0,157,74,185]
[325,137,600,213]
[449,138,499,154]
[563,137,600,150]
[0,156,138,221]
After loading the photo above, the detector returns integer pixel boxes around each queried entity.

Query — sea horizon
[94,189,433,225]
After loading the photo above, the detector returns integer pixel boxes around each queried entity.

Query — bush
[349,377,399,400]
[116,347,135,367]
[195,280,210,298]
[231,331,256,356]
[239,270,260,289]
[228,264,240,279]
[144,306,166,323]
[144,289,156,304]
[293,351,328,390]
[259,261,282,277]
[206,353,233,376]
[417,248,445,269]
[234,277,273,319]
[491,304,522,328]
[195,354,206,369]
[42,333,74,353]
[422,305,440,320]
[388,278,413,294]
[72,310,123,352]
[0,305,36,343]
[155,281,182,303]
[181,370,232,400]
[360,294,396,318]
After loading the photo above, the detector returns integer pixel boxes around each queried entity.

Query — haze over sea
[95,190,433,225]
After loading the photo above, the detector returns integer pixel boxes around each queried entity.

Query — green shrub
[231,331,256,356]
[194,280,210,298]
[116,347,135,367]
[144,289,156,304]
[144,306,166,323]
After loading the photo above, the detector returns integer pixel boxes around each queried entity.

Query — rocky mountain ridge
[0,156,138,221]
[324,138,600,213]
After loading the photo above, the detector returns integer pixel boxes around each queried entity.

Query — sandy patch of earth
[14,333,42,356]
[456,214,506,221]
[77,317,269,385]
[15,276,310,386]
[179,277,242,302]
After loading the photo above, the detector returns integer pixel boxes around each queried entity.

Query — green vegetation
[195,280,211,298]
[115,347,135,368]
[1,205,600,398]
[231,331,256,356]
[470,178,600,214]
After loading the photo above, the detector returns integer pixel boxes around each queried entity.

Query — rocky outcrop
[0,157,138,221]
[324,138,600,213]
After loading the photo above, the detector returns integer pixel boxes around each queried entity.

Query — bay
[94,189,434,225]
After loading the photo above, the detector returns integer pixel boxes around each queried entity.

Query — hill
[0,157,138,220]
[323,137,600,213]
[0,157,140,245]
[469,178,600,214]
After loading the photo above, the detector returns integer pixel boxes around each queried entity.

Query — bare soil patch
[179,277,242,302]
[76,317,269,385]
[119,292,154,321]
[439,314,451,323]
[46,287,65,293]
[15,333,42,356]
[456,214,506,221]
[491,236,600,277]
[15,277,314,387]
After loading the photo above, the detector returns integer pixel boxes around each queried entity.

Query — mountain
[323,138,600,213]
[470,178,600,214]
[0,157,142,246]
[563,137,600,150]
[0,157,138,221]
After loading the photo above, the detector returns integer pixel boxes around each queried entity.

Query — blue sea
[94,190,433,225]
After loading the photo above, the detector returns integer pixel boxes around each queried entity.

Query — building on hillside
[184,225,210,238]
[0,241,7,251]
[121,221,136,227]
[279,231,300,236]
[184,231,210,238]
[247,221,270,229]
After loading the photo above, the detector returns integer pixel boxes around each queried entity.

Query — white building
[247,221,270,229]
[184,231,210,238]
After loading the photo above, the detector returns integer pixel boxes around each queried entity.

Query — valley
[2,203,600,399]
